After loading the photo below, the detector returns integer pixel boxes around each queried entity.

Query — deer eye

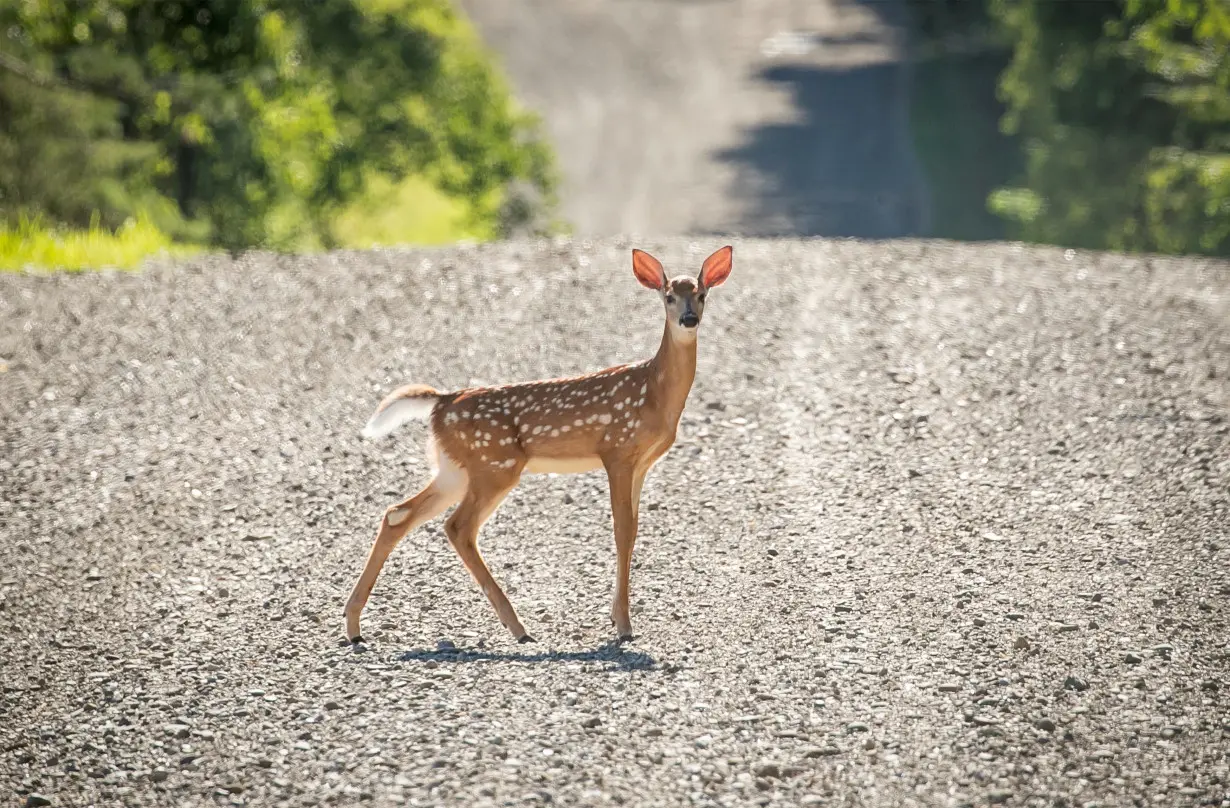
[697,293,706,303]
[665,294,676,304]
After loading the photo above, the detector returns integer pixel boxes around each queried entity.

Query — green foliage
[990,0,1230,256]
[0,212,196,272]
[0,0,560,253]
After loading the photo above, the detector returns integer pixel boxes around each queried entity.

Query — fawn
[345,245,733,645]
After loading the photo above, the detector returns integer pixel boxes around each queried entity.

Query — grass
[0,173,489,273]
[908,44,1024,242]
[332,172,491,248]
[0,213,199,272]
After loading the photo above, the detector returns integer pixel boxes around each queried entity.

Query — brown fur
[344,246,733,645]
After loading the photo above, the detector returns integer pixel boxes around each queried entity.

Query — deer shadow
[393,639,659,672]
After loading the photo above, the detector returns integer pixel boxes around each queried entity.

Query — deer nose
[680,313,699,328]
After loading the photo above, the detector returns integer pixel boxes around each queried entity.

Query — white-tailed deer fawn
[345,245,733,645]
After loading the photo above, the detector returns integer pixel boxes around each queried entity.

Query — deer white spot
[445,412,459,424]
[560,425,570,433]
[574,419,584,426]
[503,458,517,468]
[533,426,543,435]
[519,423,529,433]
[636,397,645,407]
[550,429,559,437]
[640,383,647,395]
[462,411,472,419]
[598,413,612,425]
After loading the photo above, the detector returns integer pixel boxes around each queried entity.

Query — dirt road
[458,0,932,238]
[2,238,1227,806]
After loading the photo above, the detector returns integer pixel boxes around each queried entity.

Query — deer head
[632,246,733,340]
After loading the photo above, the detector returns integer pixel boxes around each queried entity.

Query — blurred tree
[989,0,1230,256]
[0,0,558,250]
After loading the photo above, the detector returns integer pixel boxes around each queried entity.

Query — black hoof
[616,633,635,644]
[350,635,364,645]
[518,634,537,644]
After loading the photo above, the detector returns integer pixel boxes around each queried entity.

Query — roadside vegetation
[908,0,1230,257]
[0,0,562,271]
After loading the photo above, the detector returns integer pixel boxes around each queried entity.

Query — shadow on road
[394,639,659,671]
[713,61,927,239]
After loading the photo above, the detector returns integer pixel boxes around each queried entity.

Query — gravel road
[457,0,931,239]
[2,237,1229,808]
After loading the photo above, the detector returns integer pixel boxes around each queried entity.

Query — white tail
[345,245,734,646]
[360,384,441,439]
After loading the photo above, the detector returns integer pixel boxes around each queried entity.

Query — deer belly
[523,455,605,475]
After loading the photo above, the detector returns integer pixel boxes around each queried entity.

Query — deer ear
[698,245,733,289]
[632,249,666,290]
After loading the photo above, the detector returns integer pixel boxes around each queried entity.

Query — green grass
[908,49,1024,242]
[0,213,200,272]
[332,172,491,247]
[0,172,486,272]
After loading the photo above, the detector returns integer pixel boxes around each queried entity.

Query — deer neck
[648,322,698,428]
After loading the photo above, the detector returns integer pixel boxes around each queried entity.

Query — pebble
[1064,676,1089,692]
[26,796,52,808]
[803,746,841,758]
[754,763,781,778]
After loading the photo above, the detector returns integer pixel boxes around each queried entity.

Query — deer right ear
[632,249,666,291]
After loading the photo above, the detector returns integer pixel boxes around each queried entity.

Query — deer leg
[444,476,533,643]
[344,478,462,643]
[605,463,642,641]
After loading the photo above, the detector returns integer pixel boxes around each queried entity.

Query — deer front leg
[605,462,642,641]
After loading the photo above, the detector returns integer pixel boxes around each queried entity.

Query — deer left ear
[698,245,733,289]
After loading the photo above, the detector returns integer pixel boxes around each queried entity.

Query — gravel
[2,236,1228,807]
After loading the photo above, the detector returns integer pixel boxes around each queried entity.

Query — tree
[989,0,1230,256]
[0,0,559,250]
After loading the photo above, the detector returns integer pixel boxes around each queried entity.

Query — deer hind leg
[444,470,534,643]
[344,451,466,643]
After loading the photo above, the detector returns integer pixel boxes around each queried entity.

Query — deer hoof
[517,634,537,644]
